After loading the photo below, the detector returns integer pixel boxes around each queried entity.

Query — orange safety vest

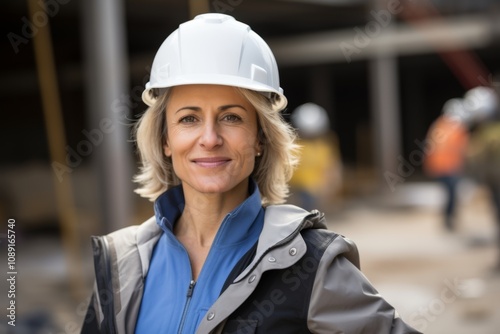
[423,115,469,177]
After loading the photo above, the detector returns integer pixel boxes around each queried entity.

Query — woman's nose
[199,121,223,149]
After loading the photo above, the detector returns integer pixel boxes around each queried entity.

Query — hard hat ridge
[142,13,287,111]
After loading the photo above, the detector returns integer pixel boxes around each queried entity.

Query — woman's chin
[183,177,248,196]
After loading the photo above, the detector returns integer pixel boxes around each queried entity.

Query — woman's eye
[179,115,197,123]
[222,114,242,122]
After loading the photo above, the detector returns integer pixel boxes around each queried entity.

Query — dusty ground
[327,181,500,334]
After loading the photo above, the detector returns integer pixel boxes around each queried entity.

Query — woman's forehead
[167,85,255,112]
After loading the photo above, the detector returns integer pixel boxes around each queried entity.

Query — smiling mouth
[192,157,231,168]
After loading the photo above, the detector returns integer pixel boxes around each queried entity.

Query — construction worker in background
[463,85,500,269]
[290,103,343,212]
[423,98,471,231]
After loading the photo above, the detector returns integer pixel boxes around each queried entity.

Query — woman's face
[164,84,260,197]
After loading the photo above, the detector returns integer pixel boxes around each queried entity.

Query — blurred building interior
[3,0,500,231]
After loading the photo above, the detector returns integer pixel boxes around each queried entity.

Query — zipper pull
[187,280,196,297]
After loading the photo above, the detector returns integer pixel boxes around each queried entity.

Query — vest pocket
[222,319,257,334]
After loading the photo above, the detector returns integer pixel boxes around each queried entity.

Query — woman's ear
[257,127,265,143]
[256,128,265,153]
[163,140,172,157]
[254,141,261,155]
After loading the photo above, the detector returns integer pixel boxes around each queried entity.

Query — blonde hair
[133,87,299,205]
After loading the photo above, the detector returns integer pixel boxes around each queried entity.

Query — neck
[175,179,250,247]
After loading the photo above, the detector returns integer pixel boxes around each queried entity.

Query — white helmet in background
[142,13,287,111]
[463,86,499,123]
[291,103,330,138]
[442,98,470,123]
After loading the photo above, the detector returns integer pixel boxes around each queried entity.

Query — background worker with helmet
[463,85,500,269]
[82,13,419,333]
[423,97,471,231]
[289,102,343,212]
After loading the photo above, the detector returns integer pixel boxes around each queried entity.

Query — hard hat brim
[142,74,287,111]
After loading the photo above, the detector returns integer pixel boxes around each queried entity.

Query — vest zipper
[177,280,196,334]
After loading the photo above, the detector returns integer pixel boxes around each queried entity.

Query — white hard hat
[291,103,330,137]
[142,13,287,111]
[442,98,470,123]
[463,86,499,122]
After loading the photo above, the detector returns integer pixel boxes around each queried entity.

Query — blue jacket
[135,182,264,333]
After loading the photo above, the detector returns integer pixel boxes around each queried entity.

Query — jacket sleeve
[307,236,421,334]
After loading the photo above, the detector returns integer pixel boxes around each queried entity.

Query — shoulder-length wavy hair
[133,87,299,206]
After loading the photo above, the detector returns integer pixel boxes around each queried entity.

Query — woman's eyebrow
[175,104,247,113]
[175,106,201,114]
[219,104,248,112]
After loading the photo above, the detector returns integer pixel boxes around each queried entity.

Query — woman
[82,13,419,334]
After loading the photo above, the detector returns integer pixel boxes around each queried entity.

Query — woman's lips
[192,157,231,168]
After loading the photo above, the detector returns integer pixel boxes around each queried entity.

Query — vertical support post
[368,0,402,189]
[28,0,84,299]
[369,50,402,189]
[81,0,134,232]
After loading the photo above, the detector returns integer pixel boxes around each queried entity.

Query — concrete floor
[2,181,499,333]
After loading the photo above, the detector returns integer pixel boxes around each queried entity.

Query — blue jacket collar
[154,179,263,246]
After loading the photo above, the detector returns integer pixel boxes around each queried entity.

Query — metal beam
[268,14,495,66]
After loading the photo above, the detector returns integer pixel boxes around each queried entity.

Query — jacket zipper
[176,214,230,333]
[177,280,196,334]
